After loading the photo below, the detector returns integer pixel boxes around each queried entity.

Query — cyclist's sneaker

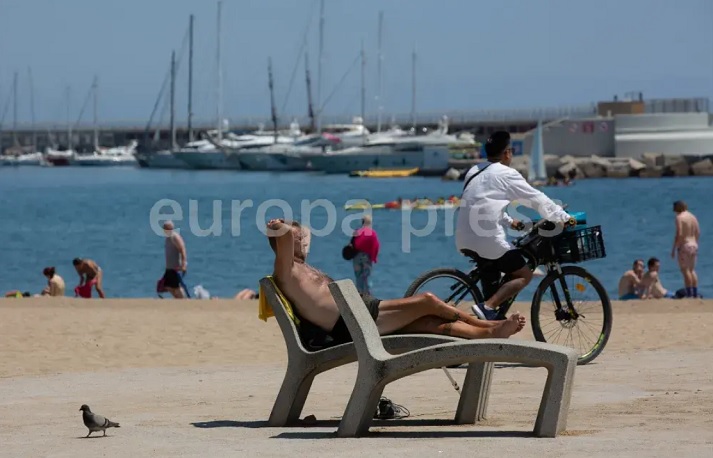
[472,304,501,321]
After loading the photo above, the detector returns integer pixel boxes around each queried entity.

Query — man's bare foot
[511,312,526,332]
[492,314,524,338]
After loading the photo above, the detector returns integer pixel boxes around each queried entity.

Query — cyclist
[455,130,574,320]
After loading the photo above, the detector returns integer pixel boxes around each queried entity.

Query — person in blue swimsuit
[618,259,644,300]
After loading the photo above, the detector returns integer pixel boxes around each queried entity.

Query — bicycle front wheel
[531,266,612,365]
[404,268,484,314]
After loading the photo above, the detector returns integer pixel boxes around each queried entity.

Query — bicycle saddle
[460,249,496,267]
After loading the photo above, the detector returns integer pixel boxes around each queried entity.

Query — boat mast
[28,68,37,151]
[216,1,223,142]
[66,86,72,151]
[12,71,18,146]
[376,11,384,133]
[268,58,278,144]
[170,50,177,150]
[188,14,195,143]
[410,46,416,130]
[360,40,366,141]
[92,75,99,151]
[316,0,324,133]
[304,52,316,133]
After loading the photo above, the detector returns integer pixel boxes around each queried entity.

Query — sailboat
[74,77,137,166]
[0,70,45,166]
[173,1,243,170]
[527,120,548,187]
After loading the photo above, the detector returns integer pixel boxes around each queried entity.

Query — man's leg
[94,271,106,299]
[375,293,510,336]
[168,287,185,298]
[484,265,532,310]
[167,270,186,298]
[691,251,699,296]
[398,315,524,339]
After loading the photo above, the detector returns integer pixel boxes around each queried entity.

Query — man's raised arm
[267,219,294,278]
[502,169,570,223]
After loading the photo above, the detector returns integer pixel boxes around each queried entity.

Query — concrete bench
[259,277,494,427]
[329,279,578,438]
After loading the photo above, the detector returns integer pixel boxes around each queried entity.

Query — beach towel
[74,280,95,298]
[258,276,299,325]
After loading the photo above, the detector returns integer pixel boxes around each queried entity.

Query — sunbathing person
[640,257,675,299]
[618,259,644,300]
[266,219,525,345]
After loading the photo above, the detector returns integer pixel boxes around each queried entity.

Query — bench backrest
[259,277,311,354]
[328,280,390,360]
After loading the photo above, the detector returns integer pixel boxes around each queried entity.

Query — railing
[4,98,709,132]
[644,97,709,114]
[4,103,598,131]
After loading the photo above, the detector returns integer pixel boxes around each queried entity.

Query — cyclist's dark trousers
[477,249,529,301]
[478,269,498,301]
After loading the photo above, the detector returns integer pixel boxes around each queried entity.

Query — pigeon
[79,404,120,437]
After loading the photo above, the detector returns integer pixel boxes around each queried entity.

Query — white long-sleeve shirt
[455,162,570,259]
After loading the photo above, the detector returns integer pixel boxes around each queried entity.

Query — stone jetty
[445,153,713,181]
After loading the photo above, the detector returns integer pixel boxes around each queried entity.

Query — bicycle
[404,212,612,365]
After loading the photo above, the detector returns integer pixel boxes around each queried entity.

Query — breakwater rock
[445,153,713,181]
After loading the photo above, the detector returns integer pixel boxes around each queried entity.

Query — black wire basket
[554,225,606,263]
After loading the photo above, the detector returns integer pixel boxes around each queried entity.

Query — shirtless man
[671,201,700,298]
[617,259,644,300]
[640,258,674,299]
[266,219,525,343]
[73,258,105,298]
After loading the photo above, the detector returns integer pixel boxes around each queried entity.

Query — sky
[0,0,712,127]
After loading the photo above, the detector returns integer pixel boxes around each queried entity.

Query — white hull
[310,144,451,175]
[235,152,310,171]
[232,144,323,171]
[173,150,240,170]
[135,150,190,169]
[74,154,137,166]
[1,152,45,166]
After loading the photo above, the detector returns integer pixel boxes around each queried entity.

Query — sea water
[1,167,711,300]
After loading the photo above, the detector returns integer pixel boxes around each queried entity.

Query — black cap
[484,131,511,158]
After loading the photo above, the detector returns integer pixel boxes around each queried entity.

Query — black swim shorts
[329,293,381,345]
[162,269,181,289]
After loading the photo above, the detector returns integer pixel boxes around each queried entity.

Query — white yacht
[309,116,474,174]
[233,135,335,171]
[172,138,234,170]
[74,140,138,166]
[1,151,45,166]
[135,149,190,169]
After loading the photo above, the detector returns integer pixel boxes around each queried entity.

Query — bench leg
[533,356,576,437]
[455,362,494,424]
[268,363,317,427]
[337,372,385,438]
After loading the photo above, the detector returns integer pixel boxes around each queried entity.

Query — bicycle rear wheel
[404,268,484,314]
[531,266,612,365]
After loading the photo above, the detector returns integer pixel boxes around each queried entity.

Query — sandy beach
[1,297,712,457]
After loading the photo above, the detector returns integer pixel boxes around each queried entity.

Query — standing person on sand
[73,258,105,298]
[352,215,380,295]
[162,221,188,298]
[671,201,700,298]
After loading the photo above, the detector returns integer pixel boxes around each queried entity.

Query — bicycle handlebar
[515,204,575,239]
